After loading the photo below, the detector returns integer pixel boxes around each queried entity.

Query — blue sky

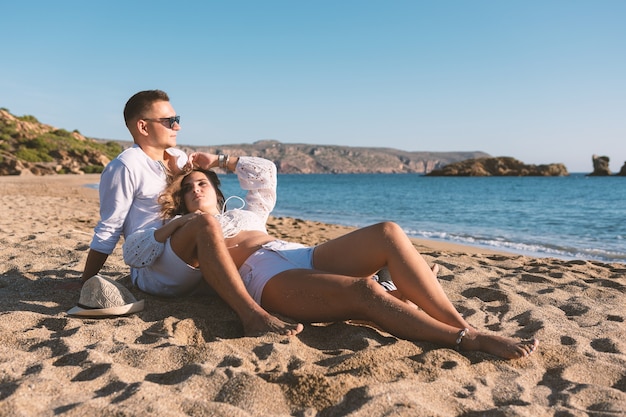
[2,1,624,173]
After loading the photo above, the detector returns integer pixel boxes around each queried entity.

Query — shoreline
[1,173,625,416]
[8,173,617,262]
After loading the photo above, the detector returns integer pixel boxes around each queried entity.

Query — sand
[0,174,625,417]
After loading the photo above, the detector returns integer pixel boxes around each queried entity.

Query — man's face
[142,100,180,149]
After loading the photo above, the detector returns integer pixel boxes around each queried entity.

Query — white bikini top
[215,196,268,238]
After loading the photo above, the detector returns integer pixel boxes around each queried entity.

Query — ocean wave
[405,229,626,263]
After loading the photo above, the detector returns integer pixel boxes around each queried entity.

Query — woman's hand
[166,153,185,175]
[155,211,205,242]
[188,152,218,170]
[176,211,204,227]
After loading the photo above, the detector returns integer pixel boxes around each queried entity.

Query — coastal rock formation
[619,162,626,176]
[588,154,611,176]
[425,157,569,177]
[0,109,117,175]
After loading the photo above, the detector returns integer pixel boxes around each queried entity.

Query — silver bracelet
[218,154,230,169]
[455,328,469,350]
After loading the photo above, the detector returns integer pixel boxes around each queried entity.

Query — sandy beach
[1,174,625,417]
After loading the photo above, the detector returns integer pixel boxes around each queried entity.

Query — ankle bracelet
[455,328,469,350]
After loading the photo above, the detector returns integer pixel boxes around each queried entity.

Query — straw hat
[67,275,144,317]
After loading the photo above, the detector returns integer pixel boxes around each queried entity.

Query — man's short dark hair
[123,90,170,127]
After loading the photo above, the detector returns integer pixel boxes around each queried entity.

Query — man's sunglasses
[143,116,180,129]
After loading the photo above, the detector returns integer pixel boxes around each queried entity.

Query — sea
[219,173,626,264]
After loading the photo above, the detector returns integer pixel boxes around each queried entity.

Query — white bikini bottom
[238,240,315,304]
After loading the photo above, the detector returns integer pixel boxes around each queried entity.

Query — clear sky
[2,1,624,173]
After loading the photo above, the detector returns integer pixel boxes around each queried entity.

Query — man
[82,89,302,336]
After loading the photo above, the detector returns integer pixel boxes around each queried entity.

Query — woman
[125,153,538,359]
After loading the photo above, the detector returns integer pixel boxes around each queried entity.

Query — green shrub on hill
[0,108,123,174]
[82,165,105,174]
[16,146,54,162]
[101,141,123,159]
[17,115,39,123]
[12,129,122,163]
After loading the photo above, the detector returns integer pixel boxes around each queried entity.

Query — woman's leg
[169,214,303,336]
[312,222,470,330]
[261,270,537,359]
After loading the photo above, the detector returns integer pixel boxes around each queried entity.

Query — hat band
[76,303,106,310]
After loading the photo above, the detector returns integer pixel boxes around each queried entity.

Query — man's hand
[188,152,218,170]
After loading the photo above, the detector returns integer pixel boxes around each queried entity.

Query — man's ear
[136,119,150,136]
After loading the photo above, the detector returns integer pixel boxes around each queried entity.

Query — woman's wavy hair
[158,168,225,219]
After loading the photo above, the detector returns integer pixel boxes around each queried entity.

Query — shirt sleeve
[235,157,277,222]
[122,228,164,268]
[90,160,135,254]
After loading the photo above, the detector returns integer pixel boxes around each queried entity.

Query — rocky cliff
[589,154,611,176]
[588,154,626,176]
[425,156,569,176]
[0,109,120,175]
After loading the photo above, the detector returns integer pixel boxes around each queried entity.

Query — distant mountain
[174,140,490,174]
[1,108,489,175]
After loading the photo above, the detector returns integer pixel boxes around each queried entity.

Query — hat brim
[67,299,145,317]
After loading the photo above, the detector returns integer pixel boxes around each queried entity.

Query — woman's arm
[153,212,200,242]
[123,212,202,268]
[188,152,276,220]
[188,152,239,172]
[234,157,277,221]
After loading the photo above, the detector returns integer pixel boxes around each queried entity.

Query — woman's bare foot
[460,331,539,359]
[242,312,304,337]
[431,264,440,276]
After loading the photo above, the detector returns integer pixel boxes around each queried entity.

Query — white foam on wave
[405,228,626,263]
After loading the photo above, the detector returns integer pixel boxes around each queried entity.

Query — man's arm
[81,249,109,282]
[82,159,135,282]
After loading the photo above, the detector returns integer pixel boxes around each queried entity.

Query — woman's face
[181,171,219,214]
